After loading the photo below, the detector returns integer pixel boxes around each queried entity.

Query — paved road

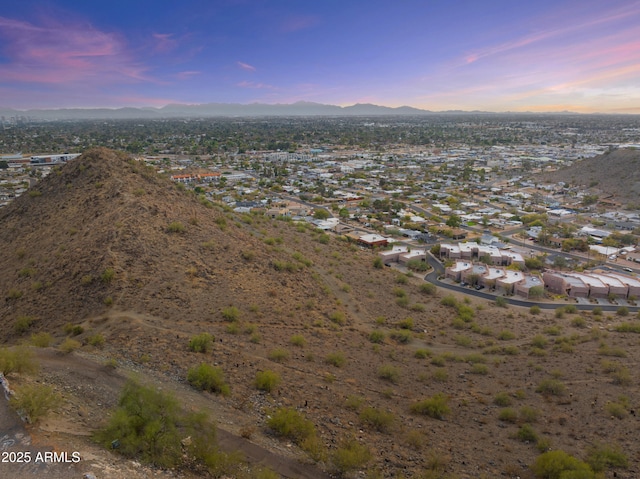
[424,253,639,313]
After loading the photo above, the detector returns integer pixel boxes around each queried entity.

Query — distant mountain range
[0,101,489,120]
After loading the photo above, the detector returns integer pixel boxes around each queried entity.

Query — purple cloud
[237,61,256,72]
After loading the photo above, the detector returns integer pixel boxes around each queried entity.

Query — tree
[313,208,330,220]
[338,208,350,219]
[446,214,462,228]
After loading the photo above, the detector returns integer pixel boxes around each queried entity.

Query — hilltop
[540,148,640,207]
[1,148,639,478]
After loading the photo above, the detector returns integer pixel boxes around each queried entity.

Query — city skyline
[1,0,639,113]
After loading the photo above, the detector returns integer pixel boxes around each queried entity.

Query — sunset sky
[1,0,639,113]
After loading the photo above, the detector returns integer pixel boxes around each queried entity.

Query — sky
[1,0,639,113]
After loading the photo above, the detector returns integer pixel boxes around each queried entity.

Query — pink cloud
[175,70,201,80]
[237,61,256,72]
[0,15,150,86]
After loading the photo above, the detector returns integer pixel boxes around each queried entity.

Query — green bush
[101,267,115,284]
[586,443,628,472]
[378,364,400,383]
[221,306,240,322]
[494,392,512,407]
[30,332,53,348]
[373,257,384,269]
[166,221,186,233]
[255,370,281,393]
[189,333,215,353]
[187,363,230,396]
[289,334,306,347]
[94,380,219,469]
[530,305,541,315]
[410,393,450,420]
[329,311,346,325]
[614,322,640,333]
[498,408,518,423]
[536,379,566,396]
[0,346,37,375]
[268,348,290,363]
[495,296,508,308]
[359,406,395,432]
[389,329,412,344]
[325,352,347,368]
[88,333,105,348]
[414,348,431,359]
[266,407,316,445]
[331,437,372,475]
[516,423,538,443]
[420,282,436,295]
[14,316,36,334]
[59,338,81,354]
[9,383,61,424]
[531,450,595,479]
[369,330,385,343]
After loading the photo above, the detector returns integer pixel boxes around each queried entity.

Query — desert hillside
[540,148,640,207]
[1,148,639,479]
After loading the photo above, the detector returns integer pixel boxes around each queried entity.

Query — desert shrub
[530,305,541,315]
[586,443,628,472]
[94,380,219,469]
[329,311,346,325]
[0,346,37,375]
[564,304,578,314]
[397,317,414,330]
[331,436,372,475]
[325,352,346,368]
[516,424,538,443]
[440,295,458,307]
[470,363,489,375]
[616,306,629,316]
[571,316,587,328]
[187,363,230,396]
[414,348,431,359]
[166,221,186,233]
[455,335,473,348]
[610,367,632,386]
[495,296,508,308]
[420,282,436,295]
[396,274,408,284]
[369,330,385,343]
[519,406,539,423]
[221,306,240,322]
[410,393,450,419]
[614,322,640,333]
[266,407,316,445]
[373,257,384,269]
[498,330,515,340]
[88,333,105,348]
[9,383,61,424]
[378,364,400,383]
[189,333,215,353]
[289,334,306,347]
[101,267,115,284]
[389,329,412,344]
[605,401,627,419]
[63,323,84,336]
[254,370,281,393]
[59,338,81,354]
[499,408,518,423]
[432,368,448,382]
[536,379,566,396]
[7,288,23,299]
[30,332,53,348]
[14,315,36,334]
[268,348,290,363]
[344,395,364,411]
[494,392,512,407]
[531,450,595,479]
[531,335,548,349]
[359,407,395,432]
